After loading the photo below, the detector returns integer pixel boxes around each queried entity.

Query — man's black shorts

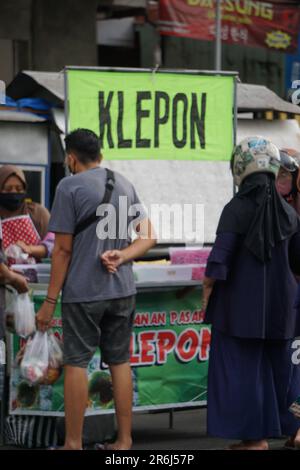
[61,295,136,368]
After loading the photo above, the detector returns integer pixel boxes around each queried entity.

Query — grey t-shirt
[49,167,146,303]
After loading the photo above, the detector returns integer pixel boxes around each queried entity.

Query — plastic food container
[133,264,202,283]
[169,247,211,265]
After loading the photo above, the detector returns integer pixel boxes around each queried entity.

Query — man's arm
[36,233,73,331]
[101,218,156,273]
[0,263,28,293]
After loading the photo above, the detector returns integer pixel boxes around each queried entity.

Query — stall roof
[237,83,300,114]
[0,109,46,123]
[7,70,300,115]
[7,71,64,106]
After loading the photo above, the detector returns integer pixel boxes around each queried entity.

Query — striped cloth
[4,416,58,449]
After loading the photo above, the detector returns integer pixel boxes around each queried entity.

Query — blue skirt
[207,328,300,440]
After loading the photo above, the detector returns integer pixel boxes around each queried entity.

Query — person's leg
[61,302,102,450]
[294,428,300,447]
[228,441,268,450]
[99,296,136,450]
[63,365,88,450]
[106,362,133,450]
[207,329,276,450]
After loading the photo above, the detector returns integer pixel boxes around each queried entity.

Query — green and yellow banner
[66,69,235,161]
[9,287,210,416]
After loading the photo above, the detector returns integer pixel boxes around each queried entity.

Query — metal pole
[169,409,174,429]
[215,0,222,71]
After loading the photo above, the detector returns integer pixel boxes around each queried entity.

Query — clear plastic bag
[20,331,49,384]
[39,333,64,385]
[48,333,63,369]
[5,291,36,338]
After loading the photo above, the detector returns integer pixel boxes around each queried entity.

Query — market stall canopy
[237,83,300,114]
[7,71,64,106]
[7,70,300,115]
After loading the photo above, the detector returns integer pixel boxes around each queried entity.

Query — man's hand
[8,271,29,293]
[36,302,56,332]
[101,250,126,273]
[101,218,156,274]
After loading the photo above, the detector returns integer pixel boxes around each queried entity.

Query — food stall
[8,248,212,417]
[1,68,236,441]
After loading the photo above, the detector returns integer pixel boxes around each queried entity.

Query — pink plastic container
[169,247,211,265]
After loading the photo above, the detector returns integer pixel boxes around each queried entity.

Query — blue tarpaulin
[3,96,53,116]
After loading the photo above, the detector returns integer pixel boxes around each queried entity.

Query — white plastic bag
[20,331,49,384]
[39,333,64,385]
[5,288,17,334]
[5,244,35,265]
[6,292,36,338]
[48,333,63,368]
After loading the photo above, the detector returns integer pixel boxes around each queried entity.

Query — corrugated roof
[7,70,300,115]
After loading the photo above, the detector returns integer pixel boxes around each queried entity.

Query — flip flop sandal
[227,443,269,451]
[94,443,108,450]
[94,442,119,451]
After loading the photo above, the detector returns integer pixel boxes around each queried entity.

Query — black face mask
[0,193,26,212]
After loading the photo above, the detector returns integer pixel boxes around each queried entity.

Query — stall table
[7,281,210,417]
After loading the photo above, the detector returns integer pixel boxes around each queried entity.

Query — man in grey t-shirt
[36,129,156,450]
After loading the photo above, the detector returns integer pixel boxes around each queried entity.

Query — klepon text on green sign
[98,90,206,150]
[66,70,235,161]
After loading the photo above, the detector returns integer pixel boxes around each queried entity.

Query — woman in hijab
[0,165,54,260]
[275,149,300,449]
[0,165,56,448]
[203,136,300,450]
[276,149,300,217]
[275,150,299,207]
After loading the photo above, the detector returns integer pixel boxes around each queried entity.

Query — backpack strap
[73,169,115,238]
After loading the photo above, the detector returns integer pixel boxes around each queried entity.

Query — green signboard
[66,68,236,161]
[9,287,210,416]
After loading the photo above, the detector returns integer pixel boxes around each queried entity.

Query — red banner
[159,0,300,53]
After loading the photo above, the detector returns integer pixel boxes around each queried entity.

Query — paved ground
[131,408,287,450]
[0,408,289,450]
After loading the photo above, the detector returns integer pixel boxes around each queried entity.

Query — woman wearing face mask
[275,150,299,206]
[0,165,56,449]
[0,165,54,260]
